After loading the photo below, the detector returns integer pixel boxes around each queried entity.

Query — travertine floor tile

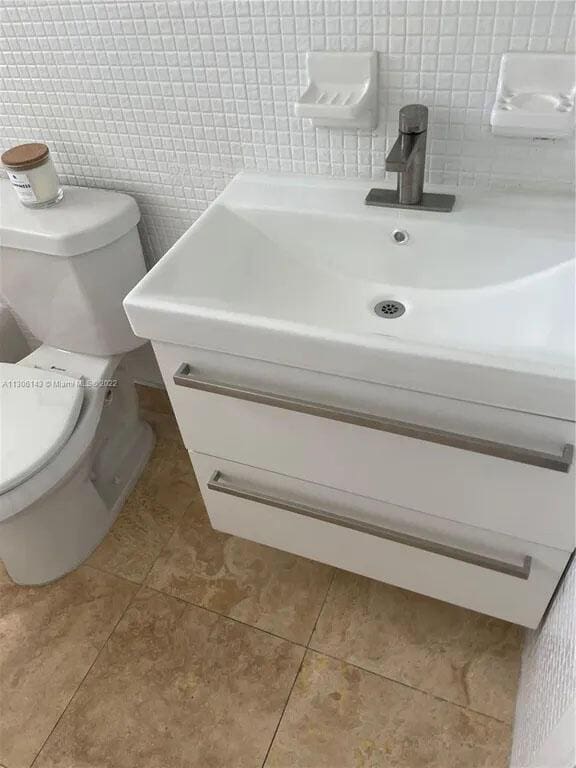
[142,414,199,495]
[310,571,523,722]
[136,384,173,414]
[34,588,305,768]
[146,496,333,644]
[141,408,186,446]
[265,651,512,768]
[88,415,198,583]
[0,565,135,768]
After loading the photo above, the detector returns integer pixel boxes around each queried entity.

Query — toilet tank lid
[0,179,140,257]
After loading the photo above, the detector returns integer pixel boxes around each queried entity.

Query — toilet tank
[0,180,148,356]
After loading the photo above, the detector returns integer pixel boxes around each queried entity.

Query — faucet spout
[385,131,427,173]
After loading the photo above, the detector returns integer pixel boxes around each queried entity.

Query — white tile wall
[511,556,576,768]
[1,0,574,263]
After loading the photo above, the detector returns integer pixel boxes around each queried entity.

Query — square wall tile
[0,0,573,266]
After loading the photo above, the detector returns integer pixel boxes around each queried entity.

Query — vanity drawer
[154,342,575,550]
[191,453,570,628]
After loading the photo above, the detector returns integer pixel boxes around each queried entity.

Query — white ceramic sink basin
[124,173,575,419]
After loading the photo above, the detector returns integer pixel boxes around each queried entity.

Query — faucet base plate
[365,188,456,213]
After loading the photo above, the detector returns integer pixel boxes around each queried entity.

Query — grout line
[86,486,202,590]
[144,584,308,651]
[140,525,187,586]
[87,548,514,729]
[260,649,308,768]
[83,564,145,588]
[81,562,143,587]
[303,647,514,727]
[145,578,511,725]
[305,568,336,648]
[256,569,339,767]
[29,574,141,767]
[140,506,190,584]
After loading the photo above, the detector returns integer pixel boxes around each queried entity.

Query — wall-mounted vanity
[124,172,575,629]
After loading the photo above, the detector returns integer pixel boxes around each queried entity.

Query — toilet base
[0,420,154,586]
[0,366,156,586]
[100,420,155,530]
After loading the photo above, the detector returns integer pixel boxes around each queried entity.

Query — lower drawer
[191,452,571,628]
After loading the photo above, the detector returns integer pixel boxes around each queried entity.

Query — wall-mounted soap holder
[295,52,378,130]
[491,53,575,139]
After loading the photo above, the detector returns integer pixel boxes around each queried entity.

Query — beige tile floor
[0,385,523,768]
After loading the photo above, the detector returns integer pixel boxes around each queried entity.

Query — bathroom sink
[124,173,575,419]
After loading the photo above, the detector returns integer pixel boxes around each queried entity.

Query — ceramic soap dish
[491,53,575,139]
[295,52,378,130]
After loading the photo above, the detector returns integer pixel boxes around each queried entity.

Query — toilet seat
[0,347,117,524]
[0,362,84,494]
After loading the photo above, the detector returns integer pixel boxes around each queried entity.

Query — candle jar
[1,143,64,208]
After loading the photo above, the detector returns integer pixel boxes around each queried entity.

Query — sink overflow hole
[391,229,409,244]
[374,300,406,319]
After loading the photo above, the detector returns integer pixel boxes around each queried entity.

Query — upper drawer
[154,341,576,550]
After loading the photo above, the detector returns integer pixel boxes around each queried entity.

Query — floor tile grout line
[130,558,511,726]
[84,569,513,729]
[34,566,513,744]
[28,580,141,768]
[82,562,145,588]
[147,579,513,726]
[305,568,336,648]
[87,488,202,590]
[304,646,514,727]
[138,492,202,585]
[89,575,308,768]
[143,584,309,650]
[257,571,338,767]
[260,649,309,768]
[303,571,512,725]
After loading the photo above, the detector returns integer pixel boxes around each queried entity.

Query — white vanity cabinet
[153,341,575,629]
[123,173,575,630]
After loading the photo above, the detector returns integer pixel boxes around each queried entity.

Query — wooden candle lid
[1,143,50,171]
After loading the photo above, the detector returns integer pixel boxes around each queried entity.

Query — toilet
[0,180,154,585]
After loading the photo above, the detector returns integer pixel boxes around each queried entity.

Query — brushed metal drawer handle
[207,470,532,580]
[174,364,573,473]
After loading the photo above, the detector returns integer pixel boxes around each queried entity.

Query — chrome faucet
[365,104,455,213]
[386,104,428,205]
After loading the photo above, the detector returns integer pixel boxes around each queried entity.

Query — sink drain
[374,300,406,319]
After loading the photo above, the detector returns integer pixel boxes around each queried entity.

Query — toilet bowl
[0,346,154,585]
[0,181,154,584]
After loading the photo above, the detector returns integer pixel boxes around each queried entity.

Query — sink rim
[124,171,576,421]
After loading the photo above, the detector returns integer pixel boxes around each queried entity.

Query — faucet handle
[399,104,428,134]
